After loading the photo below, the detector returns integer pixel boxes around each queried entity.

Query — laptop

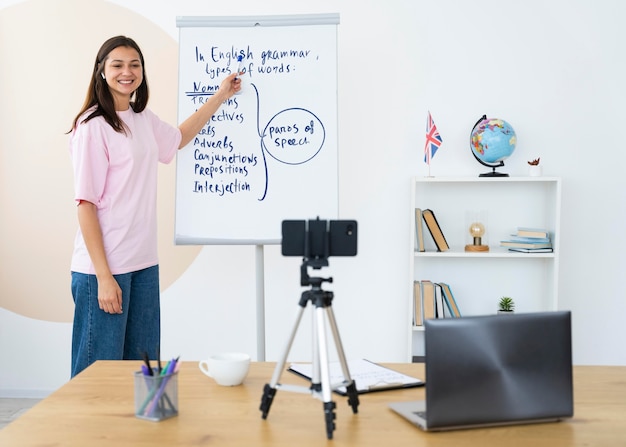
[389,311,573,431]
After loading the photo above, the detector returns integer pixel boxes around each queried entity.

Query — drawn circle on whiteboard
[262,108,325,165]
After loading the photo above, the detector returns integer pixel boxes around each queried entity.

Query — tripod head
[300,259,333,288]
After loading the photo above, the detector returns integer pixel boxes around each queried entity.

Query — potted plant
[498,296,515,314]
[528,158,542,177]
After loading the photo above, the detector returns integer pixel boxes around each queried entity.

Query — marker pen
[235,55,243,78]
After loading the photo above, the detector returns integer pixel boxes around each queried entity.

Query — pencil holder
[134,370,179,421]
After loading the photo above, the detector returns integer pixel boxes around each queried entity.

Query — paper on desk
[288,359,424,395]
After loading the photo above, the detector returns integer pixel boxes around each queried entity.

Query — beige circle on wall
[0,0,201,322]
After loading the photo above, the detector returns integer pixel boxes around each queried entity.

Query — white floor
[0,398,41,430]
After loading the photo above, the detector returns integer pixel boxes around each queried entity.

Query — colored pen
[169,357,180,374]
[142,352,154,376]
[157,347,162,373]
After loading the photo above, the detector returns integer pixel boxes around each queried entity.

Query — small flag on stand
[424,112,443,175]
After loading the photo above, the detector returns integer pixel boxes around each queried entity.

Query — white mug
[199,352,250,386]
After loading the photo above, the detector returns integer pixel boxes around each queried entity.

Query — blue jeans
[71,265,160,378]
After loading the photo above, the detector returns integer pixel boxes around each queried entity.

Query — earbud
[101,72,105,80]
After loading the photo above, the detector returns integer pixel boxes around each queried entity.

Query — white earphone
[101,72,105,80]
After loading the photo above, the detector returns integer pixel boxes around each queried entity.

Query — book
[438,282,461,317]
[415,208,425,252]
[413,280,423,326]
[288,359,424,395]
[434,283,446,318]
[508,247,554,253]
[421,280,436,321]
[422,209,449,252]
[516,227,550,238]
[500,240,552,249]
[506,235,551,244]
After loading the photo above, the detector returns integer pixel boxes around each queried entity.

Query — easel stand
[259,260,359,439]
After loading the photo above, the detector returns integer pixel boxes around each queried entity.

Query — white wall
[1,0,625,397]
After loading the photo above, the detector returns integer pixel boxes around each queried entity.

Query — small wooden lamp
[465,221,489,252]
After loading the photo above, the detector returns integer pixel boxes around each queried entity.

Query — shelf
[413,176,561,183]
[414,248,555,259]
[407,176,561,360]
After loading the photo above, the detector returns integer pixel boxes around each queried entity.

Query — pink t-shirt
[69,107,181,275]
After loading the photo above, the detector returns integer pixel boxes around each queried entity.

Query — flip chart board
[175,14,340,244]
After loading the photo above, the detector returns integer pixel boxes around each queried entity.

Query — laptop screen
[424,311,573,429]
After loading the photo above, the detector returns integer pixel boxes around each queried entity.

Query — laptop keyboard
[413,411,427,419]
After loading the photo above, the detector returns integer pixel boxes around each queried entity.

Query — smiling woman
[0,0,200,324]
[66,34,240,376]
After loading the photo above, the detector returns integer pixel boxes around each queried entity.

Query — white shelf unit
[408,176,562,361]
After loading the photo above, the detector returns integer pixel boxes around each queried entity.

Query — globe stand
[476,159,509,177]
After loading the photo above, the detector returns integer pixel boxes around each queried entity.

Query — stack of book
[500,227,553,253]
[413,280,461,326]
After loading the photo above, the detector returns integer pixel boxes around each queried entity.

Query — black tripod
[259,259,360,439]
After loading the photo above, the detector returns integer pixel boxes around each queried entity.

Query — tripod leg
[310,307,321,392]
[260,384,277,419]
[323,401,337,440]
[314,306,336,439]
[269,304,306,388]
[325,306,360,414]
[315,306,333,404]
[260,301,307,419]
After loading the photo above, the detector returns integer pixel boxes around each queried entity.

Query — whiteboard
[175,14,340,245]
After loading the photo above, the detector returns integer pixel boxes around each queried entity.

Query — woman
[68,36,241,377]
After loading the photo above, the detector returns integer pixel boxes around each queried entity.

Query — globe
[470,115,517,177]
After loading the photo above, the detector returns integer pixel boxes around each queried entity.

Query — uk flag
[424,112,443,165]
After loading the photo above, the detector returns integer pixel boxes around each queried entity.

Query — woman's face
[102,45,143,109]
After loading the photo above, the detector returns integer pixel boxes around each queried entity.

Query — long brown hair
[69,36,149,134]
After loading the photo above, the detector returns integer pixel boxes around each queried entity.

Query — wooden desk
[1,362,625,446]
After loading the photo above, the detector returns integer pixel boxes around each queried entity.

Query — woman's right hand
[97,274,123,314]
